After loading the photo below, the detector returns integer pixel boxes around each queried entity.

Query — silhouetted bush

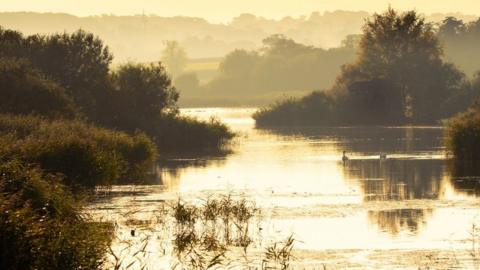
[0,160,112,270]
[0,58,77,118]
[104,62,179,131]
[152,115,235,154]
[445,105,480,160]
[0,114,157,187]
[254,92,335,127]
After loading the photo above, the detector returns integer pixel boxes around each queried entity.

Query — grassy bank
[0,114,157,187]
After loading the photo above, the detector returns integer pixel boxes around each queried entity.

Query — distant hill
[1,11,476,62]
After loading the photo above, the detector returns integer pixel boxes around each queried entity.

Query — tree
[334,8,466,123]
[0,58,76,118]
[0,28,113,119]
[107,62,179,132]
[439,17,466,38]
[0,27,25,59]
[161,41,188,78]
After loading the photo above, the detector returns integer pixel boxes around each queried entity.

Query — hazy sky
[1,0,479,23]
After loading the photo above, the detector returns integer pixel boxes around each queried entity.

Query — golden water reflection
[170,108,480,244]
[117,108,480,253]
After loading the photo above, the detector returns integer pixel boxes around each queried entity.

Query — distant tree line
[254,9,480,126]
[439,17,480,77]
[177,14,480,107]
[175,34,358,105]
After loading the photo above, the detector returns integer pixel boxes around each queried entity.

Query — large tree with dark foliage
[0,27,112,119]
[0,58,76,118]
[334,8,467,124]
[106,62,179,132]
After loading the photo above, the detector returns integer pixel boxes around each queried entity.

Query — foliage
[151,115,235,154]
[335,8,467,123]
[445,103,480,161]
[0,160,112,270]
[0,58,77,118]
[0,114,157,187]
[104,62,179,131]
[0,27,113,119]
[253,92,335,127]
[104,63,234,154]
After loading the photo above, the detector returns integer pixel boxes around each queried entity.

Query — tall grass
[0,160,112,270]
[0,114,157,187]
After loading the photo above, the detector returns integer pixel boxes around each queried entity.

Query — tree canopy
[334,8,468,124]
[0,58,77,118]
[0,27,112,119]
[106,62,179,132]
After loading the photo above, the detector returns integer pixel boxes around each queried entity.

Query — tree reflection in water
[343,158,443,235]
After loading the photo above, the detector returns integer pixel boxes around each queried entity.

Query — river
[90,107,480,269]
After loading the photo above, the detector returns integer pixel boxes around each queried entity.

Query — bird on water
[342,151,349,163]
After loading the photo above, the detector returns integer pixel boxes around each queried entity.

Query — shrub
[0,160,112,270]
[253,92,334,127]
[0,114,157,187]
[445,107,480,160]
[151,114,235,154]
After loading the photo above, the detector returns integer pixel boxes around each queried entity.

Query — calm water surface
[92,107,480,269]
